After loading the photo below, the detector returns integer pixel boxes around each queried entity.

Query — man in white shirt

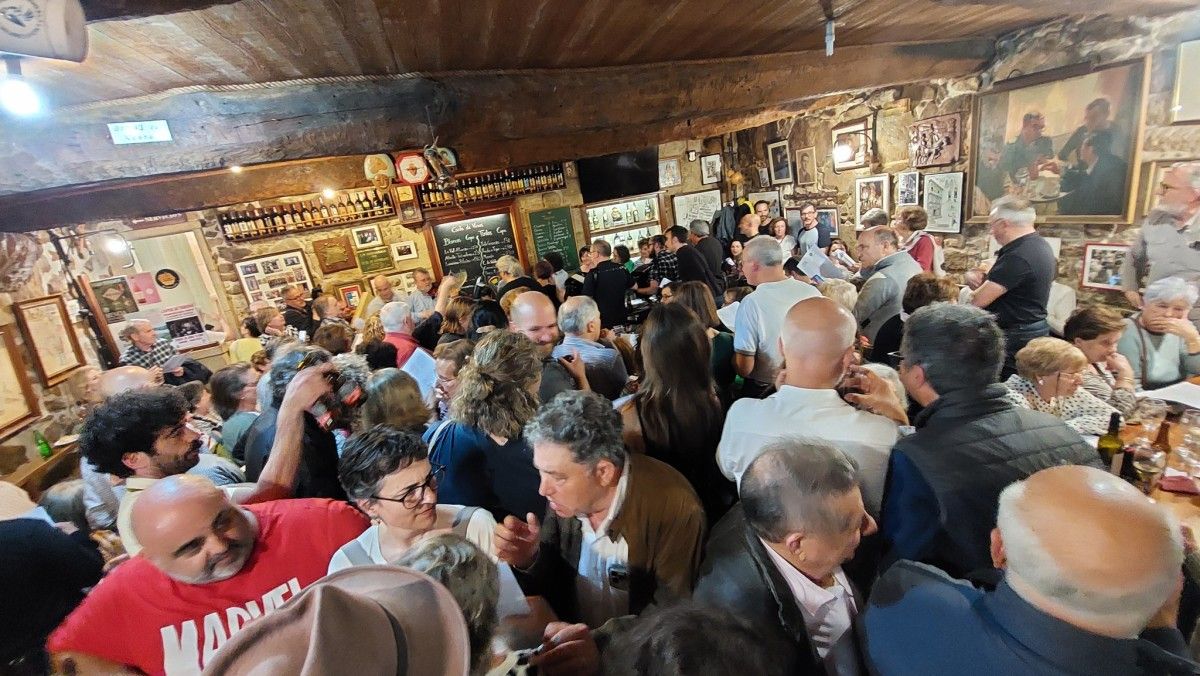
[720,296,900,513]
[696,439,877,675]
[364,274,399,318]
[734,235,820,398]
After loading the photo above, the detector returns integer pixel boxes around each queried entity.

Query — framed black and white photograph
[795,146,817,187]
[767,140,792,185]
[700,154,722,185]
[853,175,890,229]
[658,159,682,188]
[897,171,921,206]
[923,172,965,233]
[391,240,419,263]
[351,224,384,249]
[236,249,314,304]
[1081,242,1130,291]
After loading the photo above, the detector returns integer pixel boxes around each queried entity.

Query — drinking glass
[1131,443,1168,494]
[1132,398,1169,442]
[1181,408,1200,436]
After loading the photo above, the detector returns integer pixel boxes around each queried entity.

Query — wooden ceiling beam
[0,37,993,229]
[80,0,240,22]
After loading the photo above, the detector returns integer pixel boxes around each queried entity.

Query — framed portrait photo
[795,146,817,187]
[1172,40,1200,125]
[767,140,793,185]
[832,117,873,172]
[658,159,682,188]
[853,175,890,229]
[700,154,722,185]
[909,113,961,168]
[969,57,1148,223]
[897,171,921,206]
[924,172,965,233]
[12,295,85,388]
[0,326,39,441]
[350,224,384,249]
[1080,242,1130,291]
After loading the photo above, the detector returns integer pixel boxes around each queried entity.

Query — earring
[1037,378,1044,386]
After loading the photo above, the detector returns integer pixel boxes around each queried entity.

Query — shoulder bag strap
[452,506,481,537]
[341,539,374,567]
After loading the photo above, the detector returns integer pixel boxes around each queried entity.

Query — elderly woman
[818,278,859,315]
[1064,305,1137,415]
[893,205,943,275]
[360,368,431,432]
[1117,276,1200,390]
[423,330,546,520]
[328,426,496,573]
[1004,337,1119,436]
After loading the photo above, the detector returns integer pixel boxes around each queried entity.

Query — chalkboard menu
[431,213,520,283]
[528,207,579,271]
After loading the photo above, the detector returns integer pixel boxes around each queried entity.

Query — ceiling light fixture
[229,165,244,174]
[1,56,41,117]
[322,188,336,199]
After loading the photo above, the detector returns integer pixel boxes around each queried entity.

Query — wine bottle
[1097,412,1123,471]
[355,192,368,214]
[319,199,331,221]
[1153,420,1173,455]
[372,189,385,211]
[381,189,393,210]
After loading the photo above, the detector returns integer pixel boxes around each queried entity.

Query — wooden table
[1122,421,1200,532]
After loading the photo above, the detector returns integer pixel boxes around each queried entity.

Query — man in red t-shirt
[48,475,367,675]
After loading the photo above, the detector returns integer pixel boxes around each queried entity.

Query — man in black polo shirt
[970,196,1057,376]
[581,239,634,328]
[689,219,725,282]
[666,225,723,300]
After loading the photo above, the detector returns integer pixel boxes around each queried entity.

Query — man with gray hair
[853,226,922,344]
[881,303,1098,578]
[551,296,628,400]
[118,319,179,371]
[689,218,725,281]
[380,299,436,397]
[311,293,348,329]
[697,439,877,675]
[1120,162,1200,325]
[494,390,705,636]
[734,235,820,398]
[969,195,1057,376]
[864,465,1197,675]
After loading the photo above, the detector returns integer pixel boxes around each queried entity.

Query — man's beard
[157,439,202,477]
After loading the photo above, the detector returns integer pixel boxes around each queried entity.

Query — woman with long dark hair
[619,303,734,524]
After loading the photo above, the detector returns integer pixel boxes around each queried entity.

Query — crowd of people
[4,162,1200,675]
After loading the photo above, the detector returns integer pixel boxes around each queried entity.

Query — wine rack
[217,187,396,242]
[418,163,566,209]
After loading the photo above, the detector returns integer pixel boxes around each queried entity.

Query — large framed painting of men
[969,58,1148,224]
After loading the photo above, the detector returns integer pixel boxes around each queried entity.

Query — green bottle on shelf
[33,430,52,459]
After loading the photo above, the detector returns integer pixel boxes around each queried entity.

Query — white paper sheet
[1139,382,1200,409]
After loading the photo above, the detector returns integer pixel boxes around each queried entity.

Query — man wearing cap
[48,474,368,675]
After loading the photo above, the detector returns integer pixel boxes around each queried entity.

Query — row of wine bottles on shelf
[419,164,565,208]
[218,189,395,240]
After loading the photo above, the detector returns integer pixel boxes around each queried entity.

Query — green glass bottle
[33,430,52,460]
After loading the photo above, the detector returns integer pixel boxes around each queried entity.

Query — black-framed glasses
[372,464,445,509]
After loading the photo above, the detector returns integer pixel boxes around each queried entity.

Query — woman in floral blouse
[1003,336,1120,436]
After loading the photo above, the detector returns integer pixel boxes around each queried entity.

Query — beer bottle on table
[1097,412,1124,471]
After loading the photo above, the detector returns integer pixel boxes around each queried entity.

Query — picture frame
[924,172,965,233]
[0,326,39,441]
[909,113,962,168]
[700,154,722,185]
[658,159,682,188]
[236,249,314,304]
[853,175,891,230]
[747,191,783,219]
[91,276,139,324]
[795,146,817,187]
[671,189,722,227]
[350,224,384,249]
[12,295,85,388]
[767,139,793,185]
[831,117,873,172]
[356,246,395,275]
[816,208,841,238]
[311,236,357,275]
[1171,40,1200,125]
[969,57,1148,223]
[896,171,921,206]
[336,282,364,309]
[391,240,419,263]
[1080,242,1130,291]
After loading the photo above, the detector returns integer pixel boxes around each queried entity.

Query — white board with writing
[671,189,722,227]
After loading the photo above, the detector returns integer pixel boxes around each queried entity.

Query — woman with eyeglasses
[328,425,497,572]
[1002,336,1119,436]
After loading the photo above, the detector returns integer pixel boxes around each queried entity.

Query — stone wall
[723,10,1200,306]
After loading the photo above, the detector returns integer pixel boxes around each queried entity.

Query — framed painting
[1172,40,1200,125]
[700,154,722,185]
[356,246,395,275]
[969,58,1148,223]
[12,295,85,388]
[747,191,783,219]
[909,113,961,168]
[0,327,39,441]
[924,172,965,233]
[896,171,921,206]
[853,175,890,229]
[816,208,840,238]
[658,159,682,188]
[832,117,873,172]
[767,139,793,185]
[311,236,357,275]
[1080,242,1130,291]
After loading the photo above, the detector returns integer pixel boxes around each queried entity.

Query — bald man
[863,465,1197,675]
[717,297,900,513]
[509,291,588,402]
[365,274,398,318]
[49,475,367,675]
